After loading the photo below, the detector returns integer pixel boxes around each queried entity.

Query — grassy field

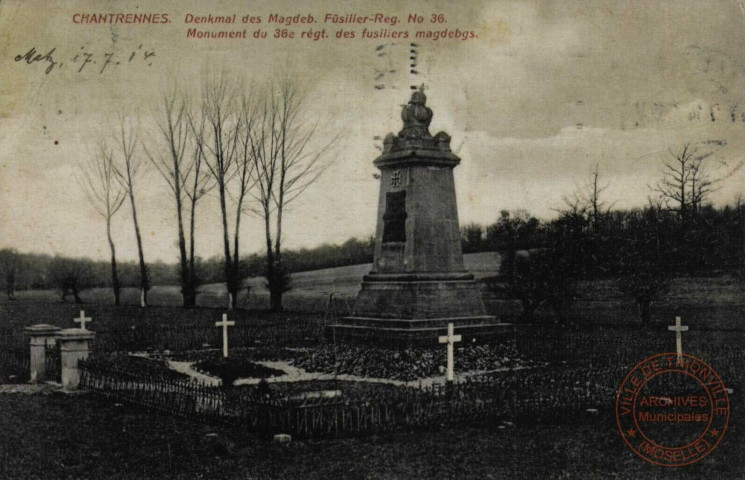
[7,273,745,331]
[0,391,742,480]
[8,252,502,311]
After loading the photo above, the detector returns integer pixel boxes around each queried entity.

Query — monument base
[325,273,511,347]
[325,317,513,347]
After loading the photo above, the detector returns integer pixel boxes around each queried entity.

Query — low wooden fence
[78,357,631,438]
[44,343,60,382]
[0,341,28,377]
[515,324,745,368]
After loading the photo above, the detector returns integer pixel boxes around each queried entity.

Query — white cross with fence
[668,316,689,364]
[74,310,92,330]
[215,313,235,358]
[438,323,462,382]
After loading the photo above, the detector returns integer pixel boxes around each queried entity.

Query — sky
[2,0,745,263]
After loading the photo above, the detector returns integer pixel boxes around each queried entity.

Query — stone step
[332,315,499,329]
[325,322,514,347]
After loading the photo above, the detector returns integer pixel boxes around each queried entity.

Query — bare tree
[0,248,19,300]
[586,162,614,234]
[112,117,149,307]
[563,162,614,234]
[184,110,214,301]
[248,74,336,311]
[77,138,127,305]
[195,71,242,309]
[145,86,194,306]
[654,144,696,226]
[49,257,94,304]
[230,90,259,307]
[653,142,738,225]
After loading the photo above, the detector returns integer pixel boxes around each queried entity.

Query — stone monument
[327,89,508,346]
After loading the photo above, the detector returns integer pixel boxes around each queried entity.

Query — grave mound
[193,357,286,386]
[294,343,535,381]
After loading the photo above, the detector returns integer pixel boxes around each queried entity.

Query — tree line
[0,237,374,302]
[464,145,744,279]
[474,145,744,325]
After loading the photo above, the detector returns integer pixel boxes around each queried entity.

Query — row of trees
[0,251,180,301]
[466,144,743,278]
[466,196,745,279]
[77,69,334,311]
[0,237,373,302]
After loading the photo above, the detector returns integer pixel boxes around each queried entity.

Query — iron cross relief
[390,170,403,187]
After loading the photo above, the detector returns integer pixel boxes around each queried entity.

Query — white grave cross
[74,310,92,330]
[438,323,462,382]
[215,313,235,358]
[668,316,689,363]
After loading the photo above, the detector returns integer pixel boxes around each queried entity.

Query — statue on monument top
[399,86,433,139]
[382,86,453,156]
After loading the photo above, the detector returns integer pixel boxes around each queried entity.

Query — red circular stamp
[615,353,730,467]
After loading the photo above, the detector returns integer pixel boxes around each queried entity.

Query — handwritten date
[14,45,156,75]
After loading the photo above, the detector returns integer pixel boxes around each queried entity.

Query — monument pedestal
[353,272,488,319]
[327,273,510,346]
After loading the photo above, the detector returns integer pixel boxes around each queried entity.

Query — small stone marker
[438,322,462,382]
[24,324,61,383]
[273,434,291,443]
[668,316,688,364]
[215,313,235,358]
[57,328,95,391]
[74,310,92,330]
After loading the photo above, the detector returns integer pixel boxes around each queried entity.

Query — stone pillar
[57,328,95,391]
[24,324,61,383]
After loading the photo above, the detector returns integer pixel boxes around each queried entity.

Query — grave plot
[7,307,744,441]
[151,340,538,385]
[72,325,611,439]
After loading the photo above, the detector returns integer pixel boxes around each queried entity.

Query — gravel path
[234,360,534,387]
[146,353,540,388]
[167,360,222,387]
[0,383,60,394]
